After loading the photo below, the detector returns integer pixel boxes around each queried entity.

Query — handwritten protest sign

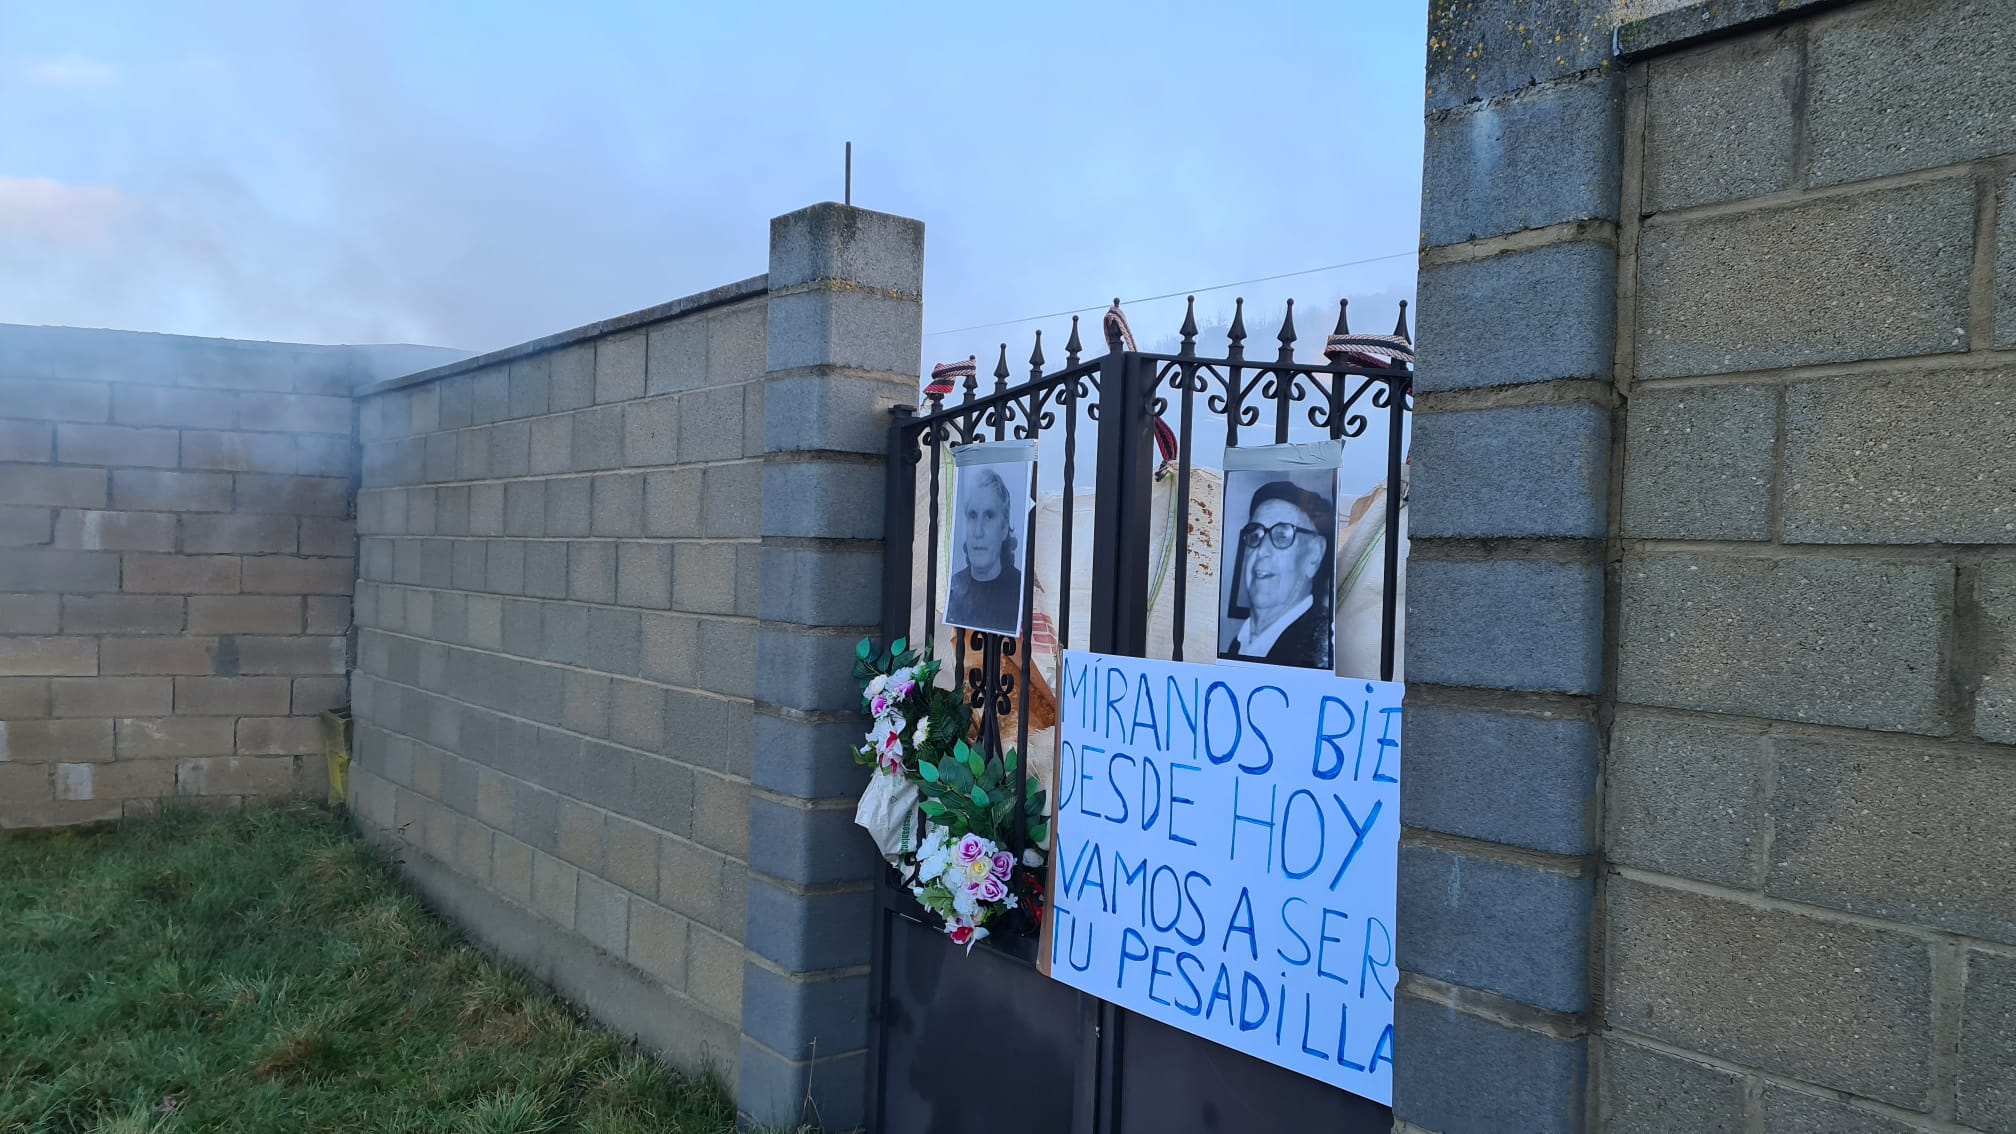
[1047,650,1401,1105]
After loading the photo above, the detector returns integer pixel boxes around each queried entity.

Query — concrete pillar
[1397,5,1625,1132]
[738,202,924,1129]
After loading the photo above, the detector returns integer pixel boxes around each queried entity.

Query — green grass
[0,803,743,1134]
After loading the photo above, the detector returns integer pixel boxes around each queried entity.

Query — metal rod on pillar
[845,141,852,206]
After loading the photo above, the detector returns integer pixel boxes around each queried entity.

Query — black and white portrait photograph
[944,443,1034,638]
[1218,446,1340,671]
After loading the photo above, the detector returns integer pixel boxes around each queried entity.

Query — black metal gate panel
[871,298,1413,1134]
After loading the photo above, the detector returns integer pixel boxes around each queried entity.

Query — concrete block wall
[1407,1,2016,1131]
[0,325,454,828]
[1604,3,2016,1131]
[345,203,921,1130]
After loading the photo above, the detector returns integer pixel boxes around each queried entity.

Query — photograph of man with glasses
[1217,471,1336,670]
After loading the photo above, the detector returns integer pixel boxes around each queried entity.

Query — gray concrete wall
[0,325,457,827]
[1405,1,2016,1131]
[344,202,922,1130]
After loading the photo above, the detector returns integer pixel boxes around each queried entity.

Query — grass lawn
[0,803,745,1134]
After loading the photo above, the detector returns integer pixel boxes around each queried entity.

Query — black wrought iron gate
[870,297,1413,1134]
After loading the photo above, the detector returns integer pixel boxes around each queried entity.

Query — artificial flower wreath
[850,638,1049,951]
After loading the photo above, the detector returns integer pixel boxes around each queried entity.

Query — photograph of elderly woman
[944,458,1031,637]
[1218,468,1337,670]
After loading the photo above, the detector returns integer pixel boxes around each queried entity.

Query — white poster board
[1048,649,1401,1105]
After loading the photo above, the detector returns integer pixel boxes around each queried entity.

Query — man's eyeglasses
[1239,522,1321,550]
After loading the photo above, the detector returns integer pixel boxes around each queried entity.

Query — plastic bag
[853,770,922,867]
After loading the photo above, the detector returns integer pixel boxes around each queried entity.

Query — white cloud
[0,175,131,245]
[16,54,120,87]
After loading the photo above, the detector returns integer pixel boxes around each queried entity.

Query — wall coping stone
[357,274,770,399]
[1615,0,1857,60]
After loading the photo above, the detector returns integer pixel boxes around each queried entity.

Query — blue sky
[0,1,1427,368]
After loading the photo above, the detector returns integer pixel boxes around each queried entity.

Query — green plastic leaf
[856,639,873,660]
[918,761,939,783]
[970,786,990,807]
[891,637,908,657]
[1003,748,1018,773]
[1031,821,1050,843]
[919,800,945,817]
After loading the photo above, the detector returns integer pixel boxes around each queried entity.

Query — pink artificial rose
[990,851,1014,880]
[976,874,1007,902]
[956,833,988,865]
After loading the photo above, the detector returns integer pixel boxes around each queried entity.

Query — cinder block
[758,459,885,541]
[697,460,760,539]
[684,924,744,1022]
[561,670,612,737]
[0,594,60,635]
[645,318,707,396]
[123,554,240,595]
[1411,403,1610,539]
[567,542,616,604]
[753,627,869,715]
[1398,845,1590,1013]
[1642,28,1800,211]
[1607,709,1762,887]
[1402,703,1597,855]
[0,506,52,547]
[643,469,702,536]
[433,485,468,537]
[100,636,218,676]
[640,613,698,686]
[498,597,541,655]
[174,675,291,716]
[175,754,296,797]
[1422,74,1621,246]
[54,423,179,468]
[1621,383,1777,541]
[609,680,665,751]
[739,961,868,1063]
[736,1042,864,1133]
[236,716,321,756]
[769,204,924,295]
[1423,0,1608,112]
[666,690,751,777]
[110,384,227,428]
[627,897,690,988]
[615,543,672,609]
[491,540,532,595]
[1961,950,2016,1132]
[0,421,51,463]
[2002,172,2016,353]
[747,796,877,887]
[1,718,113,763]
[111,469,230,512]
[531,850,579,928]
[512,778,562,852]
[180,430,296,474]
[542,603,589,667]
[691,767,749,853]
[1407,557,1605,694]
[0,465,108,509]
[1415,241,1615,392]
[1618,553,1950,734]
[0,549,120,593]
[694,620,755,698]
[1783,371,2016,543]
[293,436,351,478]
[751,712,871,801]
[744,877,871,971]
[187,595,299,634]
[52,677,171,717]
[421,432,456,482]
[1806,0,2016,186]
[549,344,595,411]
[456,428,493,480]
[1394,994,1584,1134]
[0,636,99,677]
[1767,739,2016,944]
[604,814,660,896]
[757,545,880,627]
[624,754,695,836]
[622,397,678,467]
[594,332,647,405]
[508,355,551,419]
[303,595,350,635]
[575,871,632,955]
[470,368,509,426]
[1979,561,2016,745]
[571,405,625,472]
[1601,1039,1745,1134]
[502,481,544,538]
[1762,1085,1927,1134]
[435,377,472,430]
[674,384,745,465]
[56,758,173,801]
[591,473,643,536]
[235,474,347,517]
[236,636,344,675]
[0,676,49,718]
[488,421,531,478]
[453,815,493,882]
[1637,179,1973,380]
[450,540,485,590]
[291,676,347,714]
[241,556,353,595]
[233,391,349,435]
[529,414,573,474]
[182,513,296,554]
[492,834,535,905]
[658,835,735,933]
[1607,877,1932,1107]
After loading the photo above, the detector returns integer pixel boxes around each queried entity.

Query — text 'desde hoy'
[1048,650,1401,1105]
